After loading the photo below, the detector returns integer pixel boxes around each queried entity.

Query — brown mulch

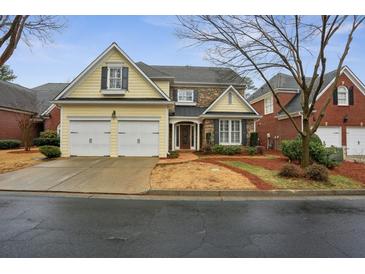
[199,158,273,190]
[8,150,40,154]
[333,161,365,184]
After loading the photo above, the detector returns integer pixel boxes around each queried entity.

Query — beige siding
[60,104,169,158]
[209,91,252,112]
[153,80,170,97]
[67,48,164,99]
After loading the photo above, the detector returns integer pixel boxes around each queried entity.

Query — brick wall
[44,106,60,131]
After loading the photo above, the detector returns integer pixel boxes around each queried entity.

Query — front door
[180,125,191,149]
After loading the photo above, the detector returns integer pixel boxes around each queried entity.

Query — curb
[148,189,365,197]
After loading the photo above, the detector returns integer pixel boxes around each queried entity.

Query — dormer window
[177,89,194,103]
[337,86,349,106]
[108,67,122,89]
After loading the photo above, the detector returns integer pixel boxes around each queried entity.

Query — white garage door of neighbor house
[70,120,110,156]
[347,127,365,156]
[118,120,159,157]
[316,126,342,148]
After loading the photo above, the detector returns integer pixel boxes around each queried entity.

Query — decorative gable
[55,43,169,101]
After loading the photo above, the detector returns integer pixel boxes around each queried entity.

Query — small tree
[0,65,16,81]
[16,113,35,151]
[177,16,364,167]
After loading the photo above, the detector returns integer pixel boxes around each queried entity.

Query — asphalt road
[1,194,365,257]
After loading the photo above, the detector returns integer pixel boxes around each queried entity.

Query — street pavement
[1,194,365,257]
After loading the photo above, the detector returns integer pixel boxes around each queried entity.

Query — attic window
[337,86,349,106]
[228,92,233,104]
[264,95,273,114]
[108,67,122,89]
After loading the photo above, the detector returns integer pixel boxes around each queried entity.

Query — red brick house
[249,66,365,156]
[0,81,67,141]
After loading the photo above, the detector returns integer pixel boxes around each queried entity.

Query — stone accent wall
[170,86,245,108]
[246,119,255,145]
[202,119,215,148]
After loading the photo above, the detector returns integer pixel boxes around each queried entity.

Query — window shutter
[241,120,247,145]
[101,67,108,90]
[333,88,338,105]
[349,86,354,105]
[194,90,198,103]
[122,67,129,90]
[213,120,219,145]
[173,90,178,101]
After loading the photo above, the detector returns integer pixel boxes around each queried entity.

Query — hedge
[33,137,60,147]
[0,139,21,149]
[39,145,61,158]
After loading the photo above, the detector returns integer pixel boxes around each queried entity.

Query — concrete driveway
[0,157,158,194]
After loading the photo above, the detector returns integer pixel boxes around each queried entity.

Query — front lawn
[224,161,364,190]
[0,148,45,174]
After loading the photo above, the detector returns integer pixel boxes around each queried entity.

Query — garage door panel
[316,127,342,148]
[70,120,110,156]
[347,127,365,156]
[118,121,159,157]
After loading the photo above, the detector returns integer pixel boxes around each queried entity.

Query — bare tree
[16,113,35,151]
[0,15,65,66]
[177,15,364,167]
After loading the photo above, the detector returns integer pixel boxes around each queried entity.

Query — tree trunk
[301,118,311,168]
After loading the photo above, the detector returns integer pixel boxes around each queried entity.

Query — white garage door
[118,120,159,156]
[316,126,342,147]
[347,127,365,156]
[70,120,110,156]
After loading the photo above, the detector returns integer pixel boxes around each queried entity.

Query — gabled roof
[137,63,245,86]
[32,83,68,114]
[0,80,38,113]
[203,85,259,115]
[55,42,170,101]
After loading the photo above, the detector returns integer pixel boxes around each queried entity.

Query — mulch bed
[231,156,288,171]
[8,150,39,154]
[333,162,365,184]
[199,158,273,190]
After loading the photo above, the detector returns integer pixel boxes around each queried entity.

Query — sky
[7,16,365,90]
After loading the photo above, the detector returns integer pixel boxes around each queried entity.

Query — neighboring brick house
[32,83,69,133]
[53,43,260,157]
[249,66,365,156]
[0,81,67,141]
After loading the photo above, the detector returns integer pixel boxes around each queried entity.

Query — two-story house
[249,66,365,156]
[53,42,260,157]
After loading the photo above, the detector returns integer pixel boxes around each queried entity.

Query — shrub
[305,164,329,182]
[279,164,302,178]
[33,137,60,147]
[168,150,179,159]
[281,138,302,162]
[0,139,21,149]
[246,146,256,156]
[39,145,61,158]
[256,146,265,155]
[212,144,241,155]
[40,130,58,139]
[249,132,259,147]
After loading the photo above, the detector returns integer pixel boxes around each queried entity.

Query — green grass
[224,161,364,190]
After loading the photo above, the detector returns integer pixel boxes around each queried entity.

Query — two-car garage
[316,126,365,156]
[69,120,160,157]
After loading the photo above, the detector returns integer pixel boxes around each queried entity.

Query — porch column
[197,123,200,151]
[171,122,175,151]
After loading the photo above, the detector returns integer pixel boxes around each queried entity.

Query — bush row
[0,139,21,149]
[279,163,329,182]
[281,135,342,168]
[39,145,61,158]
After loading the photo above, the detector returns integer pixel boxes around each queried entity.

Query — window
[228,92,233,104]
[177,89,194,102]
[108,67,122,89]
[264,96,273,114]
[337,86,349,106]
[219,120,241,145]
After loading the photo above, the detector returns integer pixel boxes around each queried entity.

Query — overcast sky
[7,15,365,90]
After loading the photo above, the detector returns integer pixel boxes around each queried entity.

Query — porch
[169,118,202,151]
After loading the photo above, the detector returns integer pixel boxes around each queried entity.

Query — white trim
[276,111,303,120]
[68,116,112,121]
[201,114,261,119]
[202,85,259,115]
[249,88,299,104]
[177,89,194,103]
[264,95,274,115]
[117,116,160,121]
[0,106,35,115]
[175,102,197,106]
[337,85,349,106]
[41,104,57,116]
[54,42,170,101]
[54,100,173,105]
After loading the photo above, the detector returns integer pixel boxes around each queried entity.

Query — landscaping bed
[0,148,45,174]
[150,161,256,190]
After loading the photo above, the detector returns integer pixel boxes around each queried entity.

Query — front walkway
[0,157,158,194]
